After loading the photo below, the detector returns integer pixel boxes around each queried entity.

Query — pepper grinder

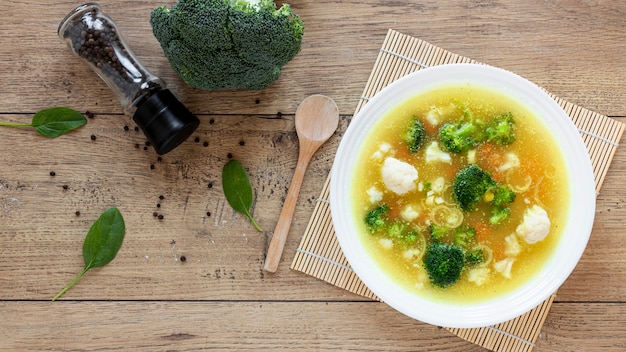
[58,3,200,155]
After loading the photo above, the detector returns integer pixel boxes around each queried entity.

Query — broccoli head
[364,204,389,233]
[452,164,496,211]
[465,248,485,266]
[490,206,511,225]
[490,184,516,207]
[486,112,516,145]
[487,184,515,225]
[150,0,304,90]
[386,221,420,245]
[405,116,426,154]
[424,242,465,288]
[429,224,450,242]
[454,225,477,248]
[438,107,485,153]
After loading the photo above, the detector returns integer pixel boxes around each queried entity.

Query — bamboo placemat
[290,29,624,352]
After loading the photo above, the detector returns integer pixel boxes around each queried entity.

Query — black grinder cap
[133,89,200,155]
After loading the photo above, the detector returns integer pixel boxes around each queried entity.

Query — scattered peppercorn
[75,211,81,216]
[208,183,213,188]
[156,203,161,208]
[85,111,95,119]
[255,99,260,104]
[145,141,151,146]
[143,146,148,151]
[157,157,162,162]
[206,212,211,217]
[90,134,97,140]
[158,214,164,220]
[194,136,200,143]
[62,185,69,190]
[134,126,139,132]
[180,255,187,262]
[150,164,155,170]
[123,125,129,131]
[153,212,158,217]
[239,140,245,146]
[135,143,140,148]
[49,171,56,176]
[277,111,283,118]
[209,118,215,124]
[227,153,233,159]
[203,141,208,147]
[159,195,164,200]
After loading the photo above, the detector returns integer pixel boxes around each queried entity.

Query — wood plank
[0,301,624,351]
[0,0,624,115]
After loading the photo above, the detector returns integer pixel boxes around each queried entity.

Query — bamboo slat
[291,29,624,352]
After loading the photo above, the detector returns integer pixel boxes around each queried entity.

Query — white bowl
[330,63,596,328]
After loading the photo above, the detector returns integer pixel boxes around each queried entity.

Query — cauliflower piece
[494,258,515,279]
[425,141,451,164]
[497,153,521,172]
[425,106,441,126]
[379,238,393,249]
[504,233,521,257]
[371,142,393,159]
[516,205,551,244]
[381,157,418,195]
[366,186,383,204]
[401,204,420,222]
[403,248,422,260]
[431,176,445,193]
[468,266,491,286]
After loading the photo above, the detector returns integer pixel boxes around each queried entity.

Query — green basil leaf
[83,207,126,268]
[32,107,87,138]
[222,159,263,232]
[52,207,125,301]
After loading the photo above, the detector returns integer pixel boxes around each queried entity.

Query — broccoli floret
[465,248,485,266]
[454,225,476,248]
[486,112,516,145]
[452,164,497,211]
[387,221,406,239]
[150,0,304,90]
[424,242,465,288]
[405,116,426,154]
[429,224,450,242]
[487,184,515,225]
[490,206,511,225]
[491,184,516,207]
[364,204,389,233]
[438,107,485,153]
[386,221,421,245]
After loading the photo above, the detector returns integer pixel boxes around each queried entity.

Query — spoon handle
[263,147,315,273]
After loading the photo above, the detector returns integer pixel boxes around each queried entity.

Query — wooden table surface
[1,1,625,351]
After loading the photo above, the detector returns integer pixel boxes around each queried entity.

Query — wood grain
[0,0,625,351]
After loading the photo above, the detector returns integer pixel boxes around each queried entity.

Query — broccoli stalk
[424,242,465,288]
[150,0,304,90]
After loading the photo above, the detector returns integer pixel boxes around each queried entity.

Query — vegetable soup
[351,83,570,303]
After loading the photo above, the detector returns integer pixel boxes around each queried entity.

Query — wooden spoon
[263,95,340,273]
